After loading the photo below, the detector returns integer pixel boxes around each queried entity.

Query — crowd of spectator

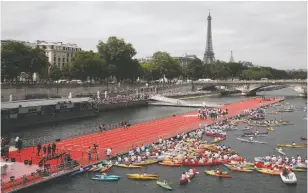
[91,94,149,104]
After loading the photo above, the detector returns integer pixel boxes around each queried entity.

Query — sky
[1,1,307,70]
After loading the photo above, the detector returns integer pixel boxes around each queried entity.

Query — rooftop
[1,97,91,110]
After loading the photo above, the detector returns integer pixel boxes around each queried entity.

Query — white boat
[280,172,297,184]
[275,148,286,155]
[237,138,267,144]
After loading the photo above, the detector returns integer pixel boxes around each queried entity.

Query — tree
[97,36,137,82]
[49,66,62,81]
[70,50,105,81]
[186,58,204,80]
[1,41,49,82]
[151,51,182,81]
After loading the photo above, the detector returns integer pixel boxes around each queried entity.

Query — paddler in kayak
[189,169,194,175]
[292,142,296,146]
[181,172,186,180]
[249,137,254,141]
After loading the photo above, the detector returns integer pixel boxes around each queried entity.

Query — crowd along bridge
[194,79,307,96]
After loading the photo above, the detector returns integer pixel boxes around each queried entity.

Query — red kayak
[180,168,197,185]
[300,137,307,140]
[254,162,273,169]
[182,160,228,166]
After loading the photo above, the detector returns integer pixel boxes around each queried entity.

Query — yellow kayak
[277,144,305,148]
[267,127,275,131]
[116,164,142,168]
[134,160,158,166]
[256,168,280,176]
[127,174,159,177]
[127,174,159,180]
[292,168,307,172]
[212,138,226,143]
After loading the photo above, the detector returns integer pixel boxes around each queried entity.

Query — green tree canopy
[1,42,49,81]
[97,36,138,82]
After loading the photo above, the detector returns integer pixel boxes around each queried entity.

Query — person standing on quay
[87,147,92,162]
[15,136,19,148]
[47,144,51,159]
[37,143,42,156]
[52,142,56,156]
[17,138,22,153]
[43,145,47,156]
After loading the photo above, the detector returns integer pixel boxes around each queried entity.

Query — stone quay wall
[1,83,191,101]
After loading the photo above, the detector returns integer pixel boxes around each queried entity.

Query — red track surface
[8,97,281,167]
[2,97,282,192]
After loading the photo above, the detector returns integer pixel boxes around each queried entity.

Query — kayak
[256,168,280,176]
[224,164,255,171]
[134,159,158,166]
[180,168,197,184]
[115,164,142,168]
[156,181,172,190]
[292,168,307,172]
[275,148,286,155]
[127,174,159,178]
[100,164,112,172]
[182,160,229,166]
[228,161,254,167]
[237,138,267,144]
[92,176,120,181]
[277,144,305,148]
[204,170,231,178]
[267,127,275,131]
[212,137,226,143]
[127,175,158,180]
[96,174,120,178]
[241,134,268,137]
[225,165,253,172]
[93,165,105,172]
[159,162,182,167]
[300,137,307,140]
[280,172,297,184]
[70,165,92,176]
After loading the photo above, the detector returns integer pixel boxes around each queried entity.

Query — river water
[11,88,308,193]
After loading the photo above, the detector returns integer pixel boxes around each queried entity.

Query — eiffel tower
[203,11,215,64]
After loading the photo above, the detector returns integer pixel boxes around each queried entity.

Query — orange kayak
[159,162,182,167]
[100,164,112,172]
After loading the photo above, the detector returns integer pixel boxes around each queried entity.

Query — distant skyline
[1,1,307,69]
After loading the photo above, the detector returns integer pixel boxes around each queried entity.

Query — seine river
[14,88,308,193]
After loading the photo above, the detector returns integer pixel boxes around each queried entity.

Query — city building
[138,54,198,67]
[36,40,81,70]
[137,56,153,64]
[203,11,215,64]
[1,39,81,70]
[173,54,198,67]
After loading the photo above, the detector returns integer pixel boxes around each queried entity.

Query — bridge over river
[195,79,307,96]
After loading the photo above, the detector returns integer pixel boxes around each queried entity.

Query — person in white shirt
[117,156,122,162]
[106,148,112,160]
[140,145,145,152]
[15,136,19,148]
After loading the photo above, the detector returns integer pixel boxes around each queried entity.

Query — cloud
[1,1,307,69]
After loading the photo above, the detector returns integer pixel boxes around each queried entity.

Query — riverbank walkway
[2,97,283,192]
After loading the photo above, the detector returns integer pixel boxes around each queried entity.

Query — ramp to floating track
[149,94,220,107]
[150,95,189,105]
